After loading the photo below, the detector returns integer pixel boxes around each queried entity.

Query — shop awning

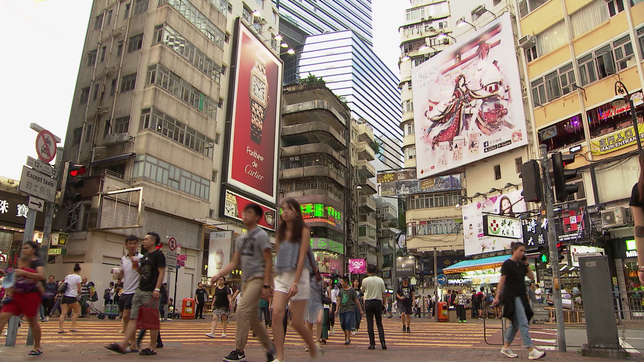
[443,255,510,274]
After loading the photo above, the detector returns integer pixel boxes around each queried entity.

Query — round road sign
[168,237,177,251]
[437,274,447,286]
[35,129,57,163]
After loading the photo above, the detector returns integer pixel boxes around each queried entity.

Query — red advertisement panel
[223,189,277,231]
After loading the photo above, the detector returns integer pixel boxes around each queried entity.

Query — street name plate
[165,251,177,268]
[26,156,55,177]
[18,166,56,202]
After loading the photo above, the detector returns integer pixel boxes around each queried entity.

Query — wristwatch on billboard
[249,57,268,145]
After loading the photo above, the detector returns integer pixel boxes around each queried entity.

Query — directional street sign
[28,196,44,212]
[35,129,57,163]
[165,250,178,269]
[177,255,187,261]
[437,274,447,286]
[26,156,55,177]
[18,166,56,202]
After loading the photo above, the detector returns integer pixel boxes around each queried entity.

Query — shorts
[274,269,310,301]
[339,311,354,331]
[62,296,79,305]
[130,289,159,320]
[212,307,229,317]
[400,304,412,315]
[1,292,41,318]
[119,293,135,311]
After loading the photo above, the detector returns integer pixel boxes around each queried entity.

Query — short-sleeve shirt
[64,274,82,297]
[361,275,386,301]
[138,249,166,292]
[121,253,143,295]
[397,284,415,306]
[629,184,643,208]
[213,286,231,309]
[339,287,358,313]
[235,227,272,282]
[195,288,208,302]
[500,259,528,298]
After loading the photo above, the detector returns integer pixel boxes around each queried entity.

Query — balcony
[281,143,347,166]
[359,178,377,194]
[357,159,375,178]
[357,123,375,143]
[358,141,375,161]
[281,121,346,151]
[359,214,377,228]
[358,235,377,247]
[376,206,397,223]
[403,134,415,147]
[359,196,376,213]
[279,166,346,186]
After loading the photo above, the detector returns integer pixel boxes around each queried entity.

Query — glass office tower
[298,30,402,169]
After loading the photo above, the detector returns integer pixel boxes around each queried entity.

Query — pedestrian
[329,281,339,334]
[303,256,324,353]
[272,198,319,361]
[0,248,45,356]
[361,264,387,350]
[115,235,142,340]
[534,284,543,304]
[43,275,58,319]
[352,279,362,335]
[106,232,166,356]
[104,282,115,307]
[628,152,644,285]
[396,275,414,333]
[320,278,331,344]
[258,294,271,329]
[159,283,169,319]
[58,263,82,334]
[414,296,422,318]
[528,282,537,306]
[195,282,208,319]
[456,290,467,322]
[493,241,545,360]
[210,203,276,362]
[338,275,363,345]
[78,277,90,317]
[207,277,232,338]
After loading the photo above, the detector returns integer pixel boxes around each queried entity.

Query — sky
[0,0,408,181]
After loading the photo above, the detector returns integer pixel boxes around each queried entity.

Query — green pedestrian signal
[539,253,548,263]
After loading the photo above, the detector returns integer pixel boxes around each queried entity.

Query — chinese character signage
[0,191,45,228]
[483,214,522,239]
[522,218,548,247]
[379,173,461,196]
[300,203,343,230]
[590,122,644,155]
[412,13,528,179]
[462,189,526,256]
[223,19,282,207]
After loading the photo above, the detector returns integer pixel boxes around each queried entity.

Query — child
[1,256,45,306]
[338,276,363,345]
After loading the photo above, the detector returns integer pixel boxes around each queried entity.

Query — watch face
[251,74,267,104]
[225,201,237,217]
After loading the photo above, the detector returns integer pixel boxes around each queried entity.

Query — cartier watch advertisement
[223,190,276,231]
[224,19,282,208]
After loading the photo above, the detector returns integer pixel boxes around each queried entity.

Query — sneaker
[406,326,410,333]
[206,333,216,338]
[368,345,376,350]
[266,351,276,362]
[355,330,359,335]
[344,339,351,345]
[351,330,357,336]
[528,348,546,360]
[500,348,518,358]
[221,333,227,338]
[224,349,246,362]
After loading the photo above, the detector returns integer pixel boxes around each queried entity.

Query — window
[545,71,562,102]
[134,0,149,15]
[526,45,538,62]
[493,0,502,5]
[518,0,549,18]
[558,63,576,95]
[515,157,523,174]
[639,27,644,58]
[85,125,92,143]
[404,122,415,136]
[106,10,112,25]
[531,78,546,106]
[606,0,624,17]
[87,50,97,66]
[536,21,567,56]
[72,128,82,145]
[255,0,264,9]
[100,46,107,62]
[140,108,215,158]
[404,146,416,160]
[242,6,252,23]
[80,87,90,104]
[128,34,143,53]
[121,73,136,93]
[114,116,130,134]
[94,14,103,30]
[110,79,117,96]
[402,100,413,113]
[159,0,225,50]
[252,22,263,33]
[132,154,210,199]
[578,53,597,86]
[272,10,278,23]
[494,165,502,180]
[218,98,224,108]
[117,42,123,56]
[406,191,461,210]
[92,84,100,101]
[613,35,634,71]
[570,0,609,38]
[594,45,615,79]
[124,4,130,18]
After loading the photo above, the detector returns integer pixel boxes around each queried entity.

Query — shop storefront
[443,255,510,292]
[310,238,344,275]
[0,189,45,268]
[623,239,641,291]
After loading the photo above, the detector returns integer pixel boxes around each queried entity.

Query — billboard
[379,173,461,196]
[396,257,416,277]
[223,19,282,205]
[208,231,234,278]
[348,258,367,274]
[412,13,527,179]
[462,189,526,256]
[223,189,277,231]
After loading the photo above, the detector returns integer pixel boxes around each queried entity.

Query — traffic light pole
[539,144,567,352]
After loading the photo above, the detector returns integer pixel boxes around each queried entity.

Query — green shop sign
[311,238,344,254]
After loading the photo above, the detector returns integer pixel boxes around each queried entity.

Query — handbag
[321,287,332,305]
[137,301,161,330]
[58,281,68,294]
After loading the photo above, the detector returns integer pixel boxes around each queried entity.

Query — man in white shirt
[361,265,387,350]
[534,284,543,304]
[115,235,142,347]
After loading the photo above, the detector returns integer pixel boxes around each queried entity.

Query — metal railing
[614,290,644,323]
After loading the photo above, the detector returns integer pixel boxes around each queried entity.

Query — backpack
[485,293,494,304]
[103,288,111,300]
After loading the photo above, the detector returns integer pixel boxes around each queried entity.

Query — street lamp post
[613,80,642,151]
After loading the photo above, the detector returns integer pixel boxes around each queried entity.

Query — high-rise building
[299,30,403,169]
[55,0,280,308]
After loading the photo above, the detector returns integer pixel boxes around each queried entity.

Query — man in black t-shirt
[195,283,208,319]
[396,276,414,333]
[107,232,166,356]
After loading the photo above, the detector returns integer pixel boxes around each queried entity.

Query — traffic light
[520,160,543,202]
[60,162,86,208]
[552,152,578,202]
[556,242,566,262]
[331,273,339,285]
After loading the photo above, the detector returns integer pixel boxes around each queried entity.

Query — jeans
[339,311,354,331]
[195,301,204,318]
[321,308,329,339]
[365,300,386,346]
[504,296,534,348]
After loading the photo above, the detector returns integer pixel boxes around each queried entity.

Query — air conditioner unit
[601,207,626,229]
[518,34,536,49]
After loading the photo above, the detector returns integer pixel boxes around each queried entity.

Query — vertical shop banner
[208,231,234,278]
[412,13,527,179]
[225,19,283,204]
[462,189,526,256]
[348,258,367,274]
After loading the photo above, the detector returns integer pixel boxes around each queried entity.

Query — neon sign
[300,203,342,229]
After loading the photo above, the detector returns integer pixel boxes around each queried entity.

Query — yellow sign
[48,248,67,255]
[590,123,644,155]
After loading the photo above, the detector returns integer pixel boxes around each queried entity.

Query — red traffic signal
[69,164,86,177]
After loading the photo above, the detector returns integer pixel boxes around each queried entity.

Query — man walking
[107,232,166,356]
[396,276,414,333]
[195,283,208,319]
[210,203,275,362]
[115,235,142,340]
[79,277,90,317]
[361,265,387,350]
